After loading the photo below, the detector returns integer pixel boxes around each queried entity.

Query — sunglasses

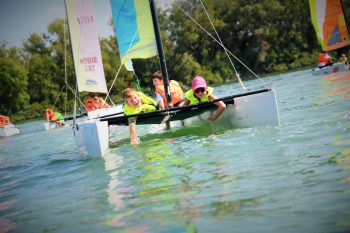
[195,87,206,94]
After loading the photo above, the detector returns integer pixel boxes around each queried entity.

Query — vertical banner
[110,0,157,71]
[65,0,107,93]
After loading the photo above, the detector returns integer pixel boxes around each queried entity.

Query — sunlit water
[1,69,350,233]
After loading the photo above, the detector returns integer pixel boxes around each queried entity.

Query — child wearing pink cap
[179,76,226,121]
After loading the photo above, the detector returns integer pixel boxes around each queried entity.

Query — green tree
[0,45,29,115]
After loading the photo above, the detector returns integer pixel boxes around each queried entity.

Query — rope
[65,82,87,111]
[52,85,66,109]
[177,5,269,88]
[133,72,142,91]
[198,0,247,92]
[64,17,68,116]
[104,25,140,104]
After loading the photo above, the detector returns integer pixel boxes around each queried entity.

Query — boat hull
[0,124,20,137]
[74,120,109,157]
[219,88,279,127]
[74,107,122,157]
[312,63,347,75]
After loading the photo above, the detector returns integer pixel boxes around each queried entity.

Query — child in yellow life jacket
[122,88,158,144]
[179,76,226,121]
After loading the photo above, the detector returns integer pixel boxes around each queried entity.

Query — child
[152,70,184,109]
[85,94,111,112]
[122,88,158,144]
[43,108,65,127]
[179,76,226,121]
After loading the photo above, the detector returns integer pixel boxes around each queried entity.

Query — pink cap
[191,76,207,91]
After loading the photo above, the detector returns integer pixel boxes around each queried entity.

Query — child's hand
[209,115,216,121]
[131,136,139,144]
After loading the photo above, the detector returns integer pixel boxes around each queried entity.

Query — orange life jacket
[155,80,183,107]
[44,108,55,120]
[96,98,110,109]
[0,115,11,127]
[85,98,97,112]
[318,53,331,64]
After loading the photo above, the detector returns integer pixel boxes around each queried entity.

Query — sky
[0,0,173,48]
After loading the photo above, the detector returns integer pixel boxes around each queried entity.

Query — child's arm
[129,123,139,144]
[178,99,190,107]
[208,94,226,121]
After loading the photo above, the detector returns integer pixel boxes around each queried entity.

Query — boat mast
[63,0,83,116]
[149,0,173,107]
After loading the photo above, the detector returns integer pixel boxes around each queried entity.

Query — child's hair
[122,88,138,99]
[152,71,162,80]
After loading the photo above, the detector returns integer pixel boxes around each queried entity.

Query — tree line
[0,0,348,121]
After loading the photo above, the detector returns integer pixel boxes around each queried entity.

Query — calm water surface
[1,69,350,233]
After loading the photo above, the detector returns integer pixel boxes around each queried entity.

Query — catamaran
[0,115,20,137]
[64,0,280,157]
[309,0,350,75]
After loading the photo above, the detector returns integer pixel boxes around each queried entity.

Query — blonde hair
[122,88,138,99]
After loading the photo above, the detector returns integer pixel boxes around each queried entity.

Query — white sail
[65,0,107,93]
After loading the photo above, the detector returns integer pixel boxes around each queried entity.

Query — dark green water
[1,69,350,233]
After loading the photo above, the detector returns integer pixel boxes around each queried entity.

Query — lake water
[1,69,350,233]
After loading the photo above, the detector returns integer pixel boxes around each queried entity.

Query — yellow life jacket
[155,80,183,107]
[185,87,214,104]
[123,92,157,115]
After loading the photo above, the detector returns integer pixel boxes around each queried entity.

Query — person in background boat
[85,94,111,112]
[152,70,184,110]
[0,115,12,128]
[122,88,158,144]
[42,108,65,127]
[338,53,348,66]
[317,51,333,68]
[179,76,226,121]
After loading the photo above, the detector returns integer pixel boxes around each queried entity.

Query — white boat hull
[44,122,59,130]
[183,89,279,128]
[0,124,20,137]
[74,107,122,157]
[225,88,280,127]
[74,120,109,157]
[312,63,346,75]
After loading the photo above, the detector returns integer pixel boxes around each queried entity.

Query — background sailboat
[309,0,350,74]
[65,0,280,157]
[0,115,20,137]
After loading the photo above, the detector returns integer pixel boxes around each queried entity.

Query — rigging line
[133,72,142,91]
[107,95,116,107]
[104,28,139,103]
[52,85,66,108]
[64,17,68,116]
[65,82,87,111]
[198,0,247,92]
[177,6,269,87]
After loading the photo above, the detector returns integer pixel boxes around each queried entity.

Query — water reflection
[103,133,256,232]
[324,71,350,99]
[329,135,350,184]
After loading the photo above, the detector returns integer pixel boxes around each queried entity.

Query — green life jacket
[54,112,64,121]
[123,92,157,115]
[185,87,214,104]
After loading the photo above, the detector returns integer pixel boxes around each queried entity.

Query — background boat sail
[309,0,350,74]
[65,0,280,157]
